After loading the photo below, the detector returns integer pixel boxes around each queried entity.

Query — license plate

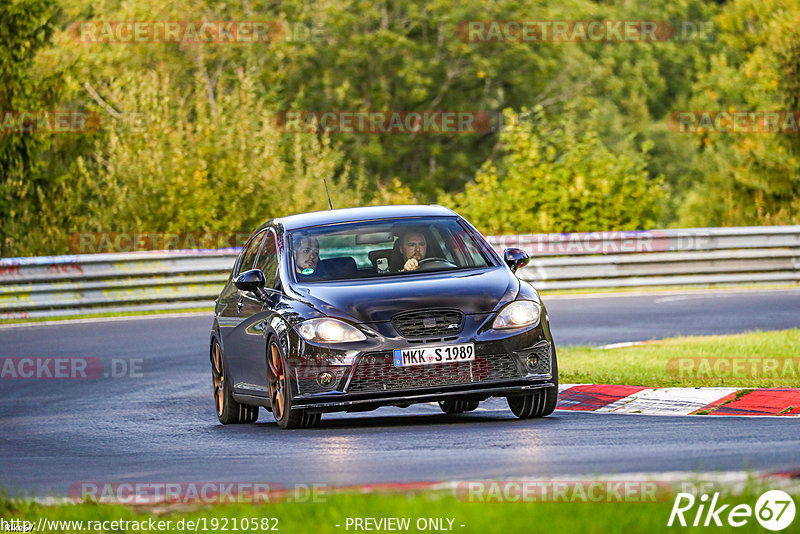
[393,343,475,367]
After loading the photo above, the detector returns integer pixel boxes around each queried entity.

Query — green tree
[0,0,72,256]
[66,64,415,243]
[58,0,629,197]
[678,0,800,226]
[53,0,720,229]
[441,108,662,235]
[4,0,773,257]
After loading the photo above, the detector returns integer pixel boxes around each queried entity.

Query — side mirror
[503,248,530,273]
[234,269,267,297]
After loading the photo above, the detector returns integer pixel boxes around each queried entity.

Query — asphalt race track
[1,289,799,496]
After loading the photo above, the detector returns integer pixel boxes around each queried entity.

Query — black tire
[507,342,559,419]
[211,339,259,424]
[267,339,320,429]
[438,399,480,414]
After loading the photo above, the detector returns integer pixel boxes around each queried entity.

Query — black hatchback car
[210,205,558,428]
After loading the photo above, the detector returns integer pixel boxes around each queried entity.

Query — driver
[293,236,320,275]
[398,230,427,272]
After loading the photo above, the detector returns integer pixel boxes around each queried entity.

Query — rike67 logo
[668,490,795,530]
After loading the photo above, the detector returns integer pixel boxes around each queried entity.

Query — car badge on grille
[446,323,459,329]
[423,318,437,328]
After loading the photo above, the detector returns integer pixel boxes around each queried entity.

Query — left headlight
[296,317,367,343]
[492,301,541,330]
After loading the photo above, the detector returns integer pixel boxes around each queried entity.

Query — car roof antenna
[323,177,334,209]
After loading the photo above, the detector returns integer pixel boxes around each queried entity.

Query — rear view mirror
[234,269,266,296]
[355,231,395,245]
[503,248,530,273]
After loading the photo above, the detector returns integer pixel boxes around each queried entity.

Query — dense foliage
[1,0,797,256]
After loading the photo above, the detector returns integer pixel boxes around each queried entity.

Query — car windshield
[288,217,494,282]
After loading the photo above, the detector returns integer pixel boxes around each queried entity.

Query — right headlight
[296,317,366,343]
[492,301,541,330]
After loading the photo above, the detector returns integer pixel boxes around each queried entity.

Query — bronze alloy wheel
[211,340,258,424]
[267,339,321,429]
[212,342,225,416]
[267,342,287,421]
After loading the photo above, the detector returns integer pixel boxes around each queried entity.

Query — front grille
[296,378,332,395]
[345,352,523,393]
[293,364,347,395]
[391,309,464,338]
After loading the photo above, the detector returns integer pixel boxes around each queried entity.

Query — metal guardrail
[0,252,235,319]
[1,226,798,319]
[501,226,800,290]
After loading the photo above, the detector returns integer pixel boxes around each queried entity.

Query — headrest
[318,256,357,276]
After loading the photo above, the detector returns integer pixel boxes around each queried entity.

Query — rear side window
[235,231,266,276]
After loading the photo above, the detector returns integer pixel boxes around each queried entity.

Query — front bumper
[293,378,555,412]
[286,318,555,413]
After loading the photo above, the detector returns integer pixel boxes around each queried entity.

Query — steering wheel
[415,257,458,271]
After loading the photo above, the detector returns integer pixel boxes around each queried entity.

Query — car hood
[293,267,519,323]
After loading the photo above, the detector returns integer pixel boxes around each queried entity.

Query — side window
[449,228,484,268]
[255,231,279,288]
[235,231,266,276]
[430,227,455,263]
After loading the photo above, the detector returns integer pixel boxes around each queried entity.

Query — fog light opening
[317,371,335,387]
[526,354,539,372]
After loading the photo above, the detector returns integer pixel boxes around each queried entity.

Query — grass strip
[3,487,798,534]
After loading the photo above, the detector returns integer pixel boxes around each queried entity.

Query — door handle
[237,297,244,313]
